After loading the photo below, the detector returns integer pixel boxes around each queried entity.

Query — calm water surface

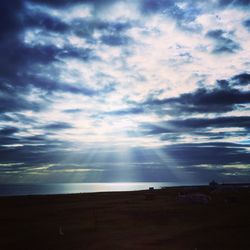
[0,182,195,197]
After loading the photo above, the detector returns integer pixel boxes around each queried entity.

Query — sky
[0,0,250,184]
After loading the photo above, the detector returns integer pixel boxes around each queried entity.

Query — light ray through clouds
[0,0,250,184]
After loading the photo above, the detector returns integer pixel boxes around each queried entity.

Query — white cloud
[13,1,250,149]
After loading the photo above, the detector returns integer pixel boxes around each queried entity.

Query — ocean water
[0,182,191,197]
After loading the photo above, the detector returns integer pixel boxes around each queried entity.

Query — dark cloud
[0,126,21,147]
[0,38,58,81]
[9,113,37,124]
[140,0,250,18]
[43,122,73,130]
[142,116,250,135]
[60,47,99,61]
[0,127,19,136]
[31,71,101,97]
[24,11,68,33]
[218,0,250,7]
[243,19,250,31]
[0,95,39,113]
[0,82,43,113]
[29,0,117,8]
[231,73,250,86]
[140,0,250,16]
[63,109,82,113]
[140,0,175,14]
[145,86,250,114]
[0,1,127,101]
[0,124,58,149]
[0,114,17,122]
[140,0,202,32]
[163,142,250,166]
[206,29,241,54]
[0,0,23,38]
[69,19,133,42]
[100,34,132,46]
[0,131,72,166]
[105,107,144,116]
[0,1,25,76]
[29,0,82,7]
[95,21,132,32]
[0,145,57,165]
[143,73,250,115]
[0,139,21,148]
[1,40,98,78]
[0,43,100,98]
[0,1,102,103]
[92,20,134,46]
[206,29,225,39]
[23,135,48,142]
[170,116,250,129]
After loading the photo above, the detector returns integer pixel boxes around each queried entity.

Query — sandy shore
[0,185,250,250]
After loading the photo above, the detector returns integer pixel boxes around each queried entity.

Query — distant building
[209,180,219,189]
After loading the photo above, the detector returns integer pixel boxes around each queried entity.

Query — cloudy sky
[0,0,250,184]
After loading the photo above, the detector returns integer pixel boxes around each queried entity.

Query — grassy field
[0,186,250,249]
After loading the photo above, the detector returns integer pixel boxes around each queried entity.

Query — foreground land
[0,186,250,250]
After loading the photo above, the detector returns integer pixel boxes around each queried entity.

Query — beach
[0,185,250,250]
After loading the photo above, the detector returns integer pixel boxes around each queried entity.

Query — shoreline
[1,182,250,198]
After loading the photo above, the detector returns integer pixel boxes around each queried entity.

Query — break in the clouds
[0,0,250,184]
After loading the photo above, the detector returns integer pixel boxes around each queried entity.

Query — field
[0,186,250,249]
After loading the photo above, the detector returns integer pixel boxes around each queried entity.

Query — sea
[0,182,197,197]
